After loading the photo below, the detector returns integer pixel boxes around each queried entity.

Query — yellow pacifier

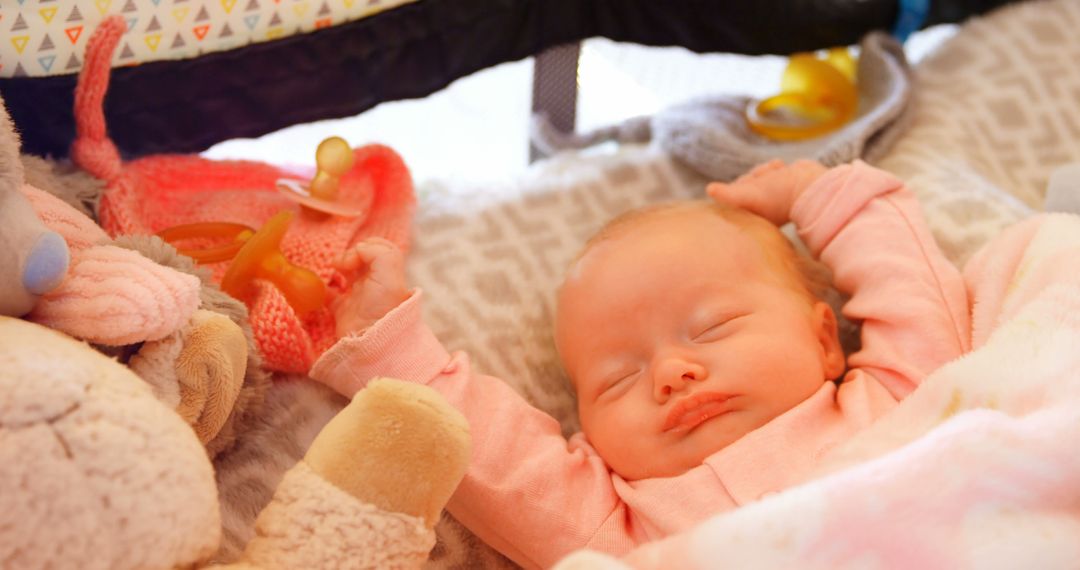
[276,136,364,218]
[158,212,327,317]
[219,211,327,317]
[746,47,858,142]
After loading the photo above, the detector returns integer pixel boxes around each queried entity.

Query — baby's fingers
[338,238,398,272]
[707,181,767,214]
[345,238,407,292]
[708,182,743,205]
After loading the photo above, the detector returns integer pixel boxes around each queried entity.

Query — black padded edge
[0,0,1022,159]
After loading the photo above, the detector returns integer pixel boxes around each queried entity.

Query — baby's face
[555,210,843,480]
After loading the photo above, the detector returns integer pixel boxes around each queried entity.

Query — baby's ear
[812,301,845,379]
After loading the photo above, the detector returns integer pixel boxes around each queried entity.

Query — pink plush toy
[0,88,198,344]
[21,184,201,346]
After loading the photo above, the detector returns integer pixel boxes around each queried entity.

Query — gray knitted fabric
[532,32,913,181]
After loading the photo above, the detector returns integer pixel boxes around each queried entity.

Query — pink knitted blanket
[72,17,415,374]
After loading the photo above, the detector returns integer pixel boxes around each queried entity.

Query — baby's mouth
[663,392,736,434]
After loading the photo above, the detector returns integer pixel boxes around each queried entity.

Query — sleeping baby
[310,159,971,569]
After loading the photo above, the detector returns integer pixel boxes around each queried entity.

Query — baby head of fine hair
[573,199,832,303]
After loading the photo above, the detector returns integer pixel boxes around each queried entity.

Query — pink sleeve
[791,161,970,399]
[308,290,451,396]
[310,291,638,569]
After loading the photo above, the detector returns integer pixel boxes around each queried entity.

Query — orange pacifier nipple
[157,221,255,264]
[746,47,858,141]
[220,211,327,317]
[276,136,363,218]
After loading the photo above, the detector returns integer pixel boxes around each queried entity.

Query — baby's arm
[710,160,970,398]
[313,240,638,569]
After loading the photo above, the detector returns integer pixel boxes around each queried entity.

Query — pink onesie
[310,161,971,569]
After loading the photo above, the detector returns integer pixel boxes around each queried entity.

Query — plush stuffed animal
[3,89,239,447]
[0,97,69,316]
[0,316,470,570]
[19,181,203,343]
[19,176,259,457]
[0,92,200,345]
[0,90,264,456]
[108,233,273,459]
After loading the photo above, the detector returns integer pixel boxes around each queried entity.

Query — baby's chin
[604,429,750,480]
[608,451,707,480]
[609,438,743,479]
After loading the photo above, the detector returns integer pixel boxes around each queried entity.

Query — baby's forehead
[565,208,754,281]
[563,203,806,297]
[588,204,776,258]
[610,202,721,231]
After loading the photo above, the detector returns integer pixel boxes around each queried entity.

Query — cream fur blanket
[556,213,1080,569]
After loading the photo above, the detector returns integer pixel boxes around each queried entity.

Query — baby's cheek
[591,404,652,448]
[582,402,625,441]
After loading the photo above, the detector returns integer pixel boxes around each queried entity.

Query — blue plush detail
[22,232,70,295]
[893,0,930,42]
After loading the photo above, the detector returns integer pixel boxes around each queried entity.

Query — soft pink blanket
[556,213,1080,569]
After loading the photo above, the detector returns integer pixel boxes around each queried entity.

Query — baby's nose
[653,358,708,402]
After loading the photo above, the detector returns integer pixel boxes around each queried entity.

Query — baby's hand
[332,238,410,338]
[706,159,827,226]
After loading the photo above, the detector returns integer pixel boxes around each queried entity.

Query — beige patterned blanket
[214,0,1080,566]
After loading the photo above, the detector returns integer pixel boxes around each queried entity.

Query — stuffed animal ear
[0,95,25,193]
[0,97,71,317]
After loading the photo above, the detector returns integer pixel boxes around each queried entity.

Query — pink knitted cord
[71,19,416,373]
[71,15,124,184]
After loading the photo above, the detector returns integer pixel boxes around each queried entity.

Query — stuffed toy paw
[112,233,273,459]
[236,378,471,569]
[304,378,472,527]
[131,309,250,446]
[1,317,472,570]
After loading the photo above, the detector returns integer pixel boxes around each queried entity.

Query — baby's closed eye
[690,313,749,343]
[596,368,641,399]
